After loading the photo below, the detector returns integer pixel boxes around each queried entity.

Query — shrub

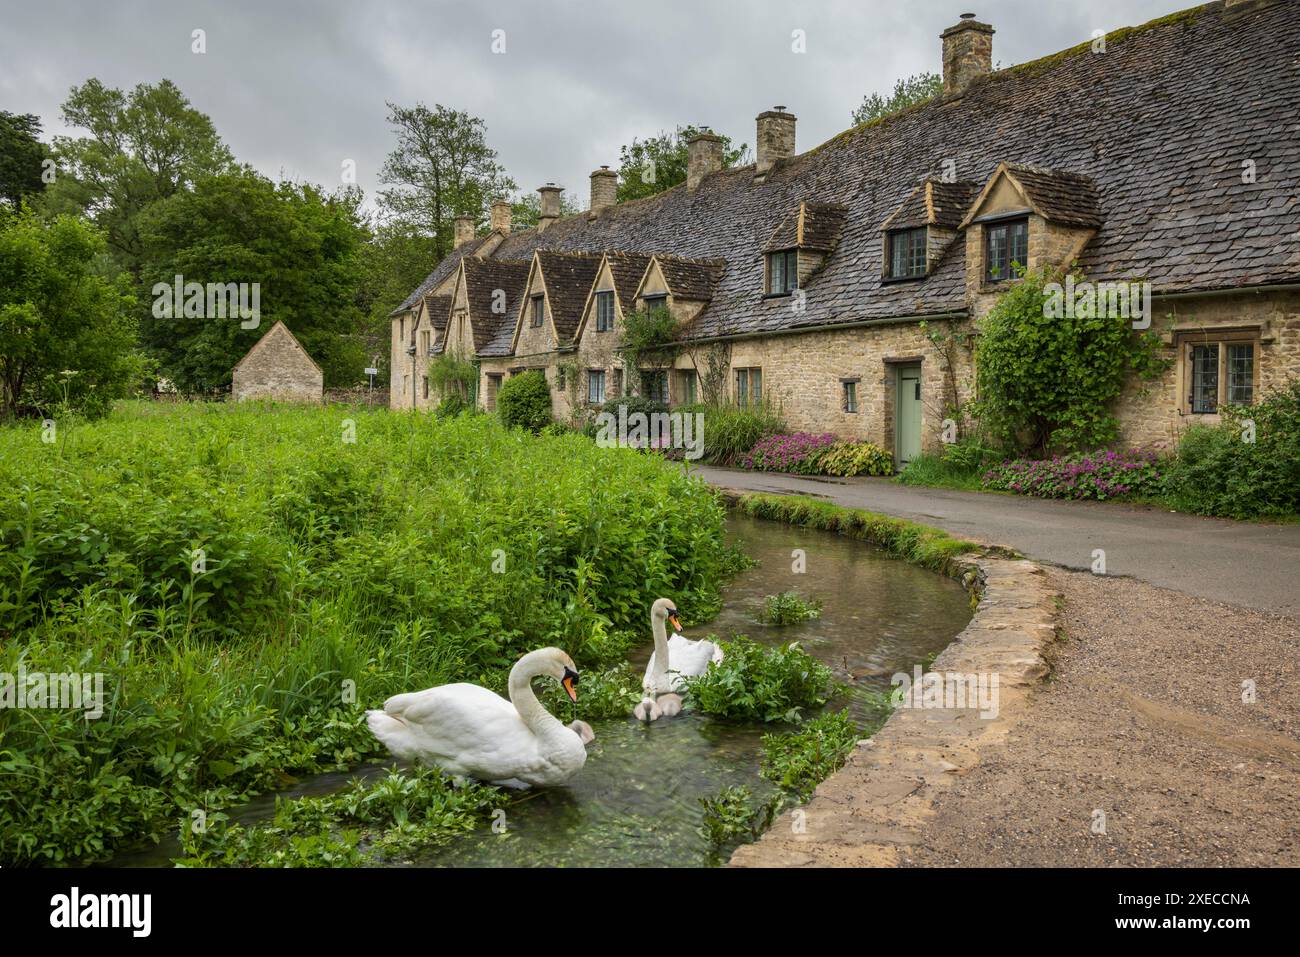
[971,267,1167,454]
[758,591,822,625]
[1161,381,1300,518]
[684,636,837,723]
[495,370,552,432]
[678,401,785,466]
[739,432,836,473]
[982,448,1164,500]
[434,392,473,419]
[810,441,893,476]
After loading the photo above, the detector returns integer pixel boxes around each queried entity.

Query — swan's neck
[508,661,565,738]
[650,614,671,684]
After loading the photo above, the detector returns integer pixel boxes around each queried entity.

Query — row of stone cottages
[388,1,1300,465]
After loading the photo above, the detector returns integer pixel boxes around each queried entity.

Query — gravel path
[903,570,1300,867]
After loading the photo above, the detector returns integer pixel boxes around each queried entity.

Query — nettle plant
[971,266,1167,455]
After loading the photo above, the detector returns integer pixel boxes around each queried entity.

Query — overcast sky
[3,0,1190,214]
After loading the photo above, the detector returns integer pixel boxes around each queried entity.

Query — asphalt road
[692,466,1300,617]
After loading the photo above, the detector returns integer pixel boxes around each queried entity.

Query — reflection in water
[112,511,972,868]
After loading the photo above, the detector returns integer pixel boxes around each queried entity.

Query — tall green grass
[0,401,730,864]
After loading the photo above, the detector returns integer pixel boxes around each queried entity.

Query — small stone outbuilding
[232,321,324,403]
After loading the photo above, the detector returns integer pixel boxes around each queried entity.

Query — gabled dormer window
[595,291,615,332]
[767,250,797,295]
[641,293,668,312]
[887,228,927,279]
[985,217,1028,283]
[530,294,545,327]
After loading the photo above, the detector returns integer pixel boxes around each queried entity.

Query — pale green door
[895,364,922,467]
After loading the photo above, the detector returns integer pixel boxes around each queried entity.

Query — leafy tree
[356,219,443,375]
[971,267,1166,455]
[615,126,751,203]
[0,112,48,208]
[136,169,368,391]
[42,79,234,275]
[378,103,516,261]
[851,72,942,126]
[0,207,144,418]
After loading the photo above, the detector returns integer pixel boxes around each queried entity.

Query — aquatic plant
[760,709,859,801]
[698,785,781,851]
[683,636,837,723]
[758,591,822,625]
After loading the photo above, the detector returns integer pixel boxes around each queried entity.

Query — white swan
[634,597,724,722]
[366,647,588,788]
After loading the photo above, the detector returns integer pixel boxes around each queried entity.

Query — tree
[509,188,581,229]
[0,207,144,418]
[378,103,516,261]
[614,126,751,203]
[851,72,942,126]
[43,79,234,275]
[136,169,369,392]
[0,112,48,209]
[356,219,442,376]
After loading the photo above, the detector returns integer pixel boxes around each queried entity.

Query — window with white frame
[595,291,615,332]
[587,369,606,404]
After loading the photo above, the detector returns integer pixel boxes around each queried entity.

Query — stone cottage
[391,0,1300,465]
[232,321,324,403]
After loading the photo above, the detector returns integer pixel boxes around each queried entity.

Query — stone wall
[232,323,323,403]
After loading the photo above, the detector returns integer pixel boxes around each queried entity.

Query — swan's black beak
[561,667,579,703]
[668,611,683,633]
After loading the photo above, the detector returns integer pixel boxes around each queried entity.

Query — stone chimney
[536,183,562,232]
[589,166,617,213]
[755,107,796,176]
[941,14,994,97]
[686,129,724,191]
[453,214,475,249]
[490,199,512,234]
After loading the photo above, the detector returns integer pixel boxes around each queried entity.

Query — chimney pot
[941,14,994,97]
[453,214,475,249]
[490,199,512,234]
[686,131,724,191]
[536,184,563,231]
[589,166,618,213]
[755,108,797,176]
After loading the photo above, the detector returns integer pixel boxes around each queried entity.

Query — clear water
[113,511,972,867]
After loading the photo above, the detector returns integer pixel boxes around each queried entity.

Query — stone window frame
[422,375,429,400]
[587,368,606,405]
[484,372,503,411]
[1175,328,1260,416]
[594,290,615,332]
[840,376,861,413]
[735,367,763,407]
[676,368,698,405]
[983,215,1029,284]
[884,228,927,281]
[765,249,798,296]
[530,294,546,328]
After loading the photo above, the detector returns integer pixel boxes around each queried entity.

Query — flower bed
[739,433,893,477]
[981,448,1163,500]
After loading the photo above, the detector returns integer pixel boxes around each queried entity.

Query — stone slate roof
[535,251,603,342]
[603,251,654,309]
[398,1,1300,347]
[392,235,490,315]
[883,179,982,231]
[461,258,531,354]
[421,294,451,332]
[764,202,850,252]
[993,162,1103,228]
[654,255,727,301]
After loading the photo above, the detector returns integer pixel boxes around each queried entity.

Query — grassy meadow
[0,401,732,865]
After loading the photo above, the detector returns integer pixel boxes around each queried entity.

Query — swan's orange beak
[668,613,683,633]
[562,667,579,703]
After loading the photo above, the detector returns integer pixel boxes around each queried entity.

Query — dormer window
[984,217,1029,283]
[530,295,545,327]
[887,228,927,279]
[641,293,668,312]
[767,250,797,295]
[595,291,615,332]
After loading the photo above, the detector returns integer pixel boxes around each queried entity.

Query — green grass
[894,452,987,491]
[731,492,977,573]
[0,400,732,865]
